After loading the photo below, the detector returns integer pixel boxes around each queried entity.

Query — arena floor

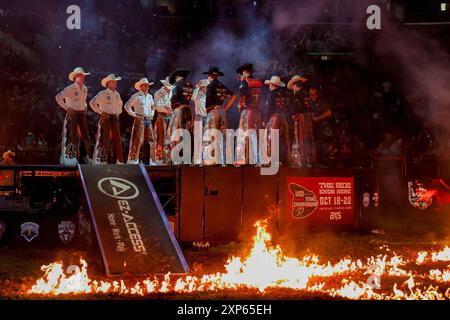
[1,220,449,300]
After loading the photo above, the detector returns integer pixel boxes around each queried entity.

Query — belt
[136,115,152,119]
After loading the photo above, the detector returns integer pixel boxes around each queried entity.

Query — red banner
[286,177,354,225]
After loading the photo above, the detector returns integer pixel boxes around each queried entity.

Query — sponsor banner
[286,177,354,225]
[79,164,188,275]
[58,221,76,244]
[408,180,432,210]
[21,222,39,242]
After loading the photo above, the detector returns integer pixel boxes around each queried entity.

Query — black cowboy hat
[169,68,190,84]
[236,63,254,75]
[203,66,224,76]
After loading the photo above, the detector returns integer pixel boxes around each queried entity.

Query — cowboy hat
[160,76,172,88]
[236,63,254,75]
[169,69,190,85]
[264,76,285,87]
[287,75,308,90]
[203,66,224,76]
[196,79,209,88]
[134,77,154,91]
[101,74,122,88]
[68,67,90,81]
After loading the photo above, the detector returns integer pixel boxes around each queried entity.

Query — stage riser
[7,164,450,244]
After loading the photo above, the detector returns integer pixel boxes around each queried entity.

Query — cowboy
[192,78,208,165]
[203,66,236,165]
[154,76,173,165]
[287,74,312,167]
[55,67,92,165]
[125,77,157,165]
[167,68,194,164]
[89,74,124,164]
[235,63,263,165]
[262,76,290,165]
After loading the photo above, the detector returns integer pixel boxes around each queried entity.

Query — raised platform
[0,164,381,247]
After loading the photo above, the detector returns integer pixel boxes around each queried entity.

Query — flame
[27,220,450,300]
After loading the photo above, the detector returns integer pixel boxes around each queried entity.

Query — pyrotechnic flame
[27,220,450,300]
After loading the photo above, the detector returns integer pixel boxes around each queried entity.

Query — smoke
[373,26,450,138]
[174,10,277,85]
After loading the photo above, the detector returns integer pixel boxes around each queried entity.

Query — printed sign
[78,164,188,275]
[21,222,39,242]
[287,177,354,225]
[58,221,76,244]
[408,180,432,210]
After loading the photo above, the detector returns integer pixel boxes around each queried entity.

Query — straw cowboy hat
[134,77,154,91]
[160,76,172,88]
[169,68,190,85]
[203,66,224,76]
[264,76,285,87]
[287,75,308,90]
[196,79,209,88]
[236,63,254,75]
[68,67,90,81]
[101,74,122,88]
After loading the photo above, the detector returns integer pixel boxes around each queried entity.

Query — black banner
[79,164,188,275]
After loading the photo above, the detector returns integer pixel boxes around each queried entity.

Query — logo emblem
[408,180,432,210]
[21,222,39,242]
[58,221,76,244]
[98,177,139,200]
[288,183,319,219]
[0,221,5,240]
[362,192,370,208]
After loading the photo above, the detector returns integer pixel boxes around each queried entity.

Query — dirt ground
[1,223,449,300]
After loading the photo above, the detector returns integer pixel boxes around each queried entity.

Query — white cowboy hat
[287,75,308,90]
[264,76,285,87]
[101,74,122,88]
[134,77,154,90]
[160,76,172,88]
[68,67,90,81]
[196,79,209,88]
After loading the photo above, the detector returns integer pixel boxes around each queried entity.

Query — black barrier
[79,163,189,275]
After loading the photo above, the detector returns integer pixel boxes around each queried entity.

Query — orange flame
[27,220,450,300]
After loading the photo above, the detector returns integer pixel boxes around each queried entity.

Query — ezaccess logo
[97,177,139,200]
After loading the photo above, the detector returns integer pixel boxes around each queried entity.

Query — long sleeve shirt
[55,83,88,111]
[192,87,207,117]
[154,87,172,114]
[89,88,123,115]
[206,79,233,109]
[124,91,155,118]
[170,79,193,108]
[265,88,288,122]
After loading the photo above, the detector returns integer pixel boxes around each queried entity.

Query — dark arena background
[0,0,450,310]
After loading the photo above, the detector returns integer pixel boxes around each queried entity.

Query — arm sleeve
[55,88,68,110]
[89,92,102,113]
[124,94,136,117]
[117,94,123,113]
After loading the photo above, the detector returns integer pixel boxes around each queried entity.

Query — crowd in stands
[0,1,446,166]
